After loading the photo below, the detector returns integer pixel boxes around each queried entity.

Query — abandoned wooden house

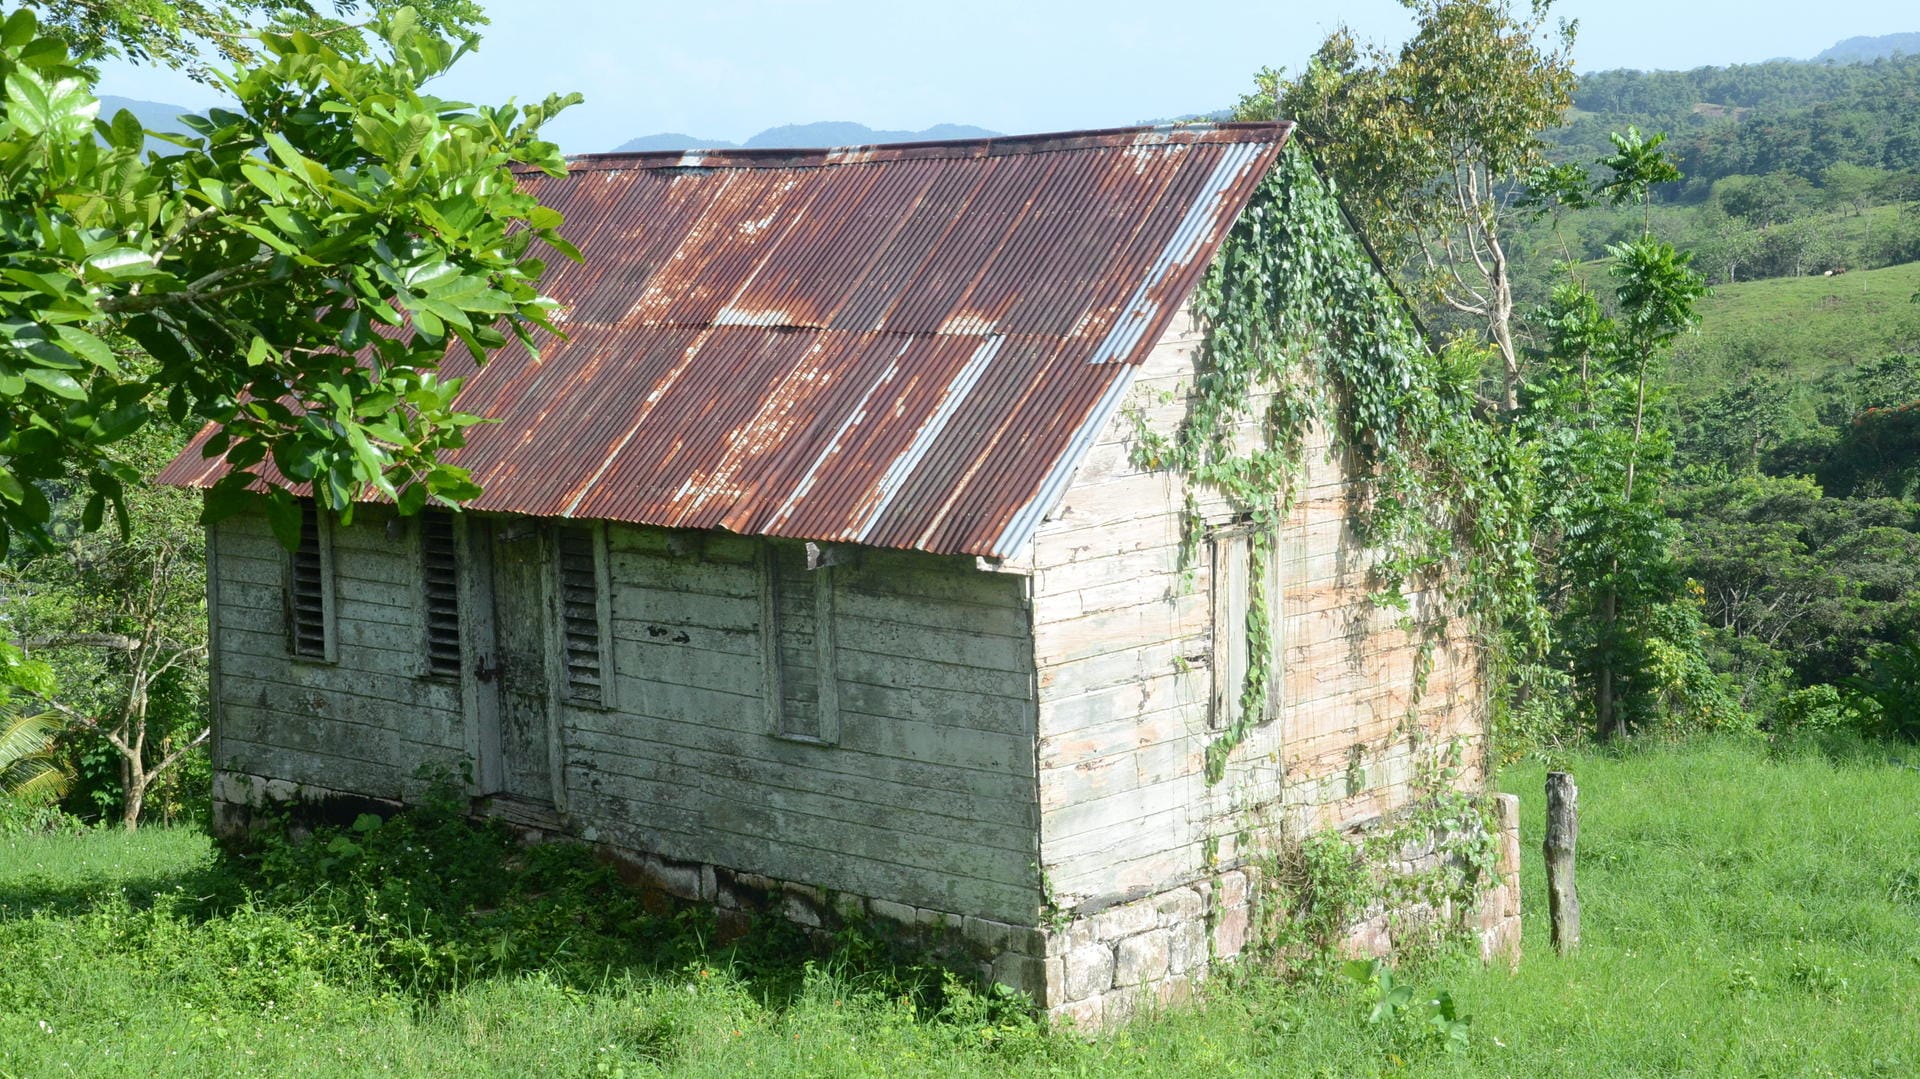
[160,122,1519,1026]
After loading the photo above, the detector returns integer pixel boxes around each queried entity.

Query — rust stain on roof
[160,122,1293,558]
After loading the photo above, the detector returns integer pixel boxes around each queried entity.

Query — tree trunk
[1545,770,1580,954]
[121,773,147,831]
[1490,237,1520,411]
[1596,589,1618,741]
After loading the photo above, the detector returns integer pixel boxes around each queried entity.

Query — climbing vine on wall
[1131,144,1544,783]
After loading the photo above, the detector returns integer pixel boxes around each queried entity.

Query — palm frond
[1,756,70,803]
[0,706,72,804]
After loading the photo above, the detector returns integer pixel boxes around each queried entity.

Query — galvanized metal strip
[851,335,1004,544]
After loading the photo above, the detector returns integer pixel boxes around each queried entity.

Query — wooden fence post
[1545,771,1580,954]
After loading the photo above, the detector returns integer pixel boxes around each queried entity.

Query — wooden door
[484,520,555,804]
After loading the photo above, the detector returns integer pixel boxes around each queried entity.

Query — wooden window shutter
[1208,528,1252,731]
[420,511,461,678]
[556,524,612,707]
[286,501,335,661]
[760,543,839,744]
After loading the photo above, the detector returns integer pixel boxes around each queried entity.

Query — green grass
[1670,258,1920,405]
[3,738,1918,1077]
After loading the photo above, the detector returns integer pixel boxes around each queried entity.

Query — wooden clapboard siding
[1029,304,1488,909]
[210,507,469,800]
[557,528,1043,923]
[211,503,1045,923]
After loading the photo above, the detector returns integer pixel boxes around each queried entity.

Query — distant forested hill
[1815,33,1920,62]
[97,95,198,154]
[1560,52,1920,192]
[611,122,999,153]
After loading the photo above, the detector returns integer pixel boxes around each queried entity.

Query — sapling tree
[1520,132,1732,739]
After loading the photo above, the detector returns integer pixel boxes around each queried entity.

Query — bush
[1769,683,1862,737]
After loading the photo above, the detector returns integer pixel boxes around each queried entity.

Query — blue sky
[98,1,1920,154]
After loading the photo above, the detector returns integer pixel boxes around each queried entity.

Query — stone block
[1051,994,1104,1030]
[1102,983,1148,1026]
[1491,792,1521,873]
[1066,916,1099,949]
[869,898,916,926]
[1113,928,1172,986]
[991,952,1061,1002]
[915,906,952,933]
[1217,870,1248,908]
[785,882,826,907]
[1341,913,1391,959]
[782,892,822,929]
[1004,924,1050,955]
[1476,887,1504,932]
[1090,899,1157,942]
[1155,972,1196,1008]
[1212,903,1250,959]
[963,915,1012,953]
[647,856,704,901]
[1063,942,1115,999]
[1168,919,1208,975]
[830,890,866,924]
[1153,887,1205,926]
[1480,914,1521,969]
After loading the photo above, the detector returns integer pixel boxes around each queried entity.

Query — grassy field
[3,738,1918,1077]
[1669,258,1920,406]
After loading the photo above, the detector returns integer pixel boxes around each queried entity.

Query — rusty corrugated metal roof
[159,122,1293,557]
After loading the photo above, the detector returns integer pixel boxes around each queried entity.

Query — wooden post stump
[1545,770,1579,954]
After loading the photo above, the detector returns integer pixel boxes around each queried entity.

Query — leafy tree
[1820,162,1894,216]
[0,5,577,564]
[1711,171,1813,226]
[20,0,484,75]
[1239,0,1577,408]
[1843,638,1920,740]
[9,422,209,828]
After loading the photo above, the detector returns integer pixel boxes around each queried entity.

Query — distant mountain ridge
[1814,33,1920,62]
[612,121,999,154]
[97,95,199,153]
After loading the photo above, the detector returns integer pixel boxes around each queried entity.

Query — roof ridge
[554,121,1293,174]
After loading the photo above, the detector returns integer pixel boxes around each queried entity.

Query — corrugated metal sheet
[159,122,1293,558]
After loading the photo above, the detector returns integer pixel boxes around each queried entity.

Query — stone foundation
[214,773,1524,1029]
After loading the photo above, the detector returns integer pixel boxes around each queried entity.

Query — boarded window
[420,511,461,678]
[760,544,839,744]
[287,501,334,661]
[556,524,611,706]
[1209,525,1283,731]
